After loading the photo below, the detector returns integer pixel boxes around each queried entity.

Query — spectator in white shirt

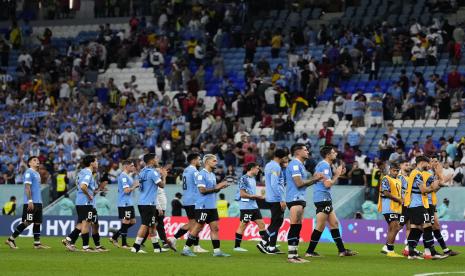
[452,161,465,186]
[17,50,32,68]
[257,135,270,158]
[442,161,455,187]
[58,126,79,145]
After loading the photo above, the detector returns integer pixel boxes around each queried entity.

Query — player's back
[285,158,307,202]
[264,160,282,202]
[408,170,424,208]
[238,174,258,209]
[195,169,217,209]
[75,168,95,206]
[138,167,158,206]
[313,160,332,203]
[23,168,42,204]
[182,165,199,206]
[117,172,134,207]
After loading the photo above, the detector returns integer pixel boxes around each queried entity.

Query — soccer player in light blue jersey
[5,156,50,250]
[181,154,230,257]
[62,155,107,252]
[306,146,357,257]
[131,153,168,253]
[285,143,325,263]
[233,162,269,253]
[170,153,209,253]
[263,148,288,254]
[110,159,139,249]
[425,155,458,257]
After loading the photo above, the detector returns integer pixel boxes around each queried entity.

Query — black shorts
[22,203,43,223]
[118,206,135,220]
[383,213,400,224]
[314,201,334,215]
[240,209,263,222]
[408,206,431,225]
[184,205,196,220]
[287,200,306,210]
[427,205,436,224]
[138,205,157,227]
[195,209,219,224]
[269,202,285,220]
[399,206,409,226]
[76,205,98,223]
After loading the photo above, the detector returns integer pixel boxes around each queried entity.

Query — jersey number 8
[87,212,93,220]
[182,176,187,190]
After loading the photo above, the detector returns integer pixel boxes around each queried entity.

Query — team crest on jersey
[324,169,329,174]
[122,178,127,182]
[25,173,30,177]
[197,175,203,180]
[293,165,299,171]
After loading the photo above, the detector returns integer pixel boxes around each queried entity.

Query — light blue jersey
[425,171,436,205]
[138,167,161,206]
[238,174,258,210]
[409,174,424,208]
[398,174,408,198]
[380,178,392,214]
[182,165,199,206]
[75,168,96,206]
[313,160,333,203]
[285,159,308,202]
[264,160,284,203]
[117,172,134,207]
[23,168,42,204]
[195,169,217,209]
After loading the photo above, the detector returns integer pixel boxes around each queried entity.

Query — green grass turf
[0,237,464,276]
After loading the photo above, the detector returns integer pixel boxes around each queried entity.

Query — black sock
[386,243,394,251]
[268,230,279,247]
[69,228,81,244]
[33,224,41,244]
[92,233,101,247]
[212,239,220,249]
[152,235,161,249]
[82,233,90,247]
[423,226,437,255]
[259,230,269,244]
[185,234,197,247]
[113,230,121,240]
[306,229,322,253]
[433,229,447,250]
[407,228,422,256]
[330,229,346,253]
[141,231,149,246]
[119,224,130,245]
[156,217,167,243]
[287,224,301,246]
[194,237,200,246]
[174,228,188,239]
[235,233,242,248]
[12,223,27,239]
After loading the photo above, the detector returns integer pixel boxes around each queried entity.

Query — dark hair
[320,145,334,158]
[122,159,133,166]
[399,159,409,164]
[187,153,201,163]
[82,155,96,167]
[390,162,400,170]
[291,143,306,155]
[175,192,182,198]
[416,155,430,164]
[10,196,16,201]
[246,162,259,172]
[143,153,156,164]
[219,193,225,200]
[274,148,287,158]
[428,153,439,160]
[27,156,38,167]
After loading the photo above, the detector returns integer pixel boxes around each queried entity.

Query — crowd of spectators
[0,2,465,206]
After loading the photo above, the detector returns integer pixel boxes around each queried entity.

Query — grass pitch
[0,237,464,276]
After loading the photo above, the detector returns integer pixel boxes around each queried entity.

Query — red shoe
[402,249,409,257]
